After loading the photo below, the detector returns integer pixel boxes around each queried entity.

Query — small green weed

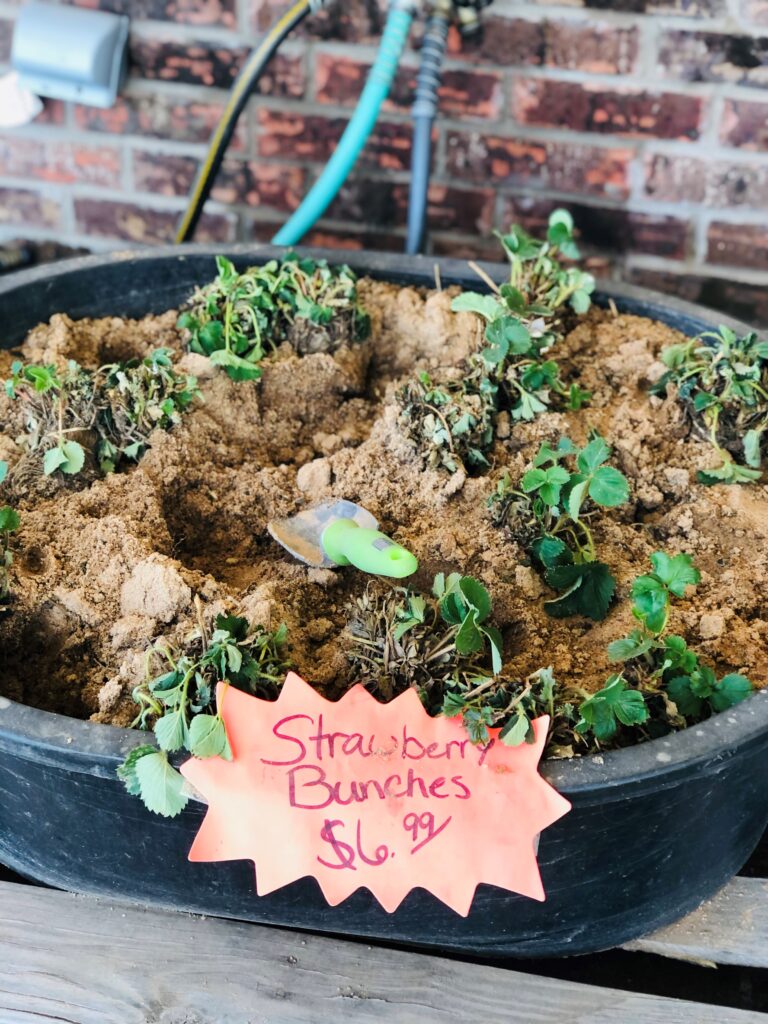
[451,209,594,423]
[605,552,752,730]
[96,348,199,473]
[6,360,95,477]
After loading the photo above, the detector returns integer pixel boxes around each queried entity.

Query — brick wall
[1,0,767,324]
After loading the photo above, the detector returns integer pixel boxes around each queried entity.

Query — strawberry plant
[177,254,370,382]
[490,436,630,620]
[574,675,649,743]
[117,610,290,817]
[650,325,768,485]
[396,368,497,473]
[450,550,752,753]
[6,351,199,480]
[440,667,574,748]
[450,209,593,423]
[5,360,94,477]
[0,461,19,610]
[96,348,199,473]
[606,552,752,725]
[347,573,502,704]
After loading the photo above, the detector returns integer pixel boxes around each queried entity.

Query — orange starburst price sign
[181,672,571,916]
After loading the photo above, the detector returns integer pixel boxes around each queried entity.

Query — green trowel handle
[321,519,418,578]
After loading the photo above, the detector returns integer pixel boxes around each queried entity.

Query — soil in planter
[0,280,766,731]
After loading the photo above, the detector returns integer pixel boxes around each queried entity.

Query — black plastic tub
[0,246,767,958]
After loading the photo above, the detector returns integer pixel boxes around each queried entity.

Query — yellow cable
[175,0,311,244]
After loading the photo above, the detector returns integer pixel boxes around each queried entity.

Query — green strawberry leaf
[545,561,616,621]
[577,436,611,474]
[134,750,189,817]
[450,292,505,321]
[188,714,231,759]
[710,673,752,712]
[458,577,492,622]
[116,744,157,797]
[499,711,532,747]
[667,675,703,717]
[649,551,700,597]
[588,465,629,508]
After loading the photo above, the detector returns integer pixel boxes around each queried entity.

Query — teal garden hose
[272,0,415,247]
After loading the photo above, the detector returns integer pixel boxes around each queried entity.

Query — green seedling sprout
[348,574,502,707]
[6,361,92,476]
[605,551,752,726]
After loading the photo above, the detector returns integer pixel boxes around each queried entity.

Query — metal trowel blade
[268,500,378,568]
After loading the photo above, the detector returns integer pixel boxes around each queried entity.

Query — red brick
[527,0,724,11]
[498,198,690,259]
[451,16,638,73]
[627,266,768,327]
[646,152,768,207]
[0,138,122,187]
[431,233,509,262]
[74,95,245,148]
[132,150,305,211]
[129,37,304,97]
[34,100,67,126]
[303,226,404,253]
[707,220,768,269]
[69,0,236,27]
[257,110,412,171]
[314,54,502,119]
[418,184,495,233]
[250,0,385,41]
[447,132,632,199]
[132,151,198,197]
[658,31,768,88]
[73,198,235,244]
[720,99,768,150]
[0,188,60,229]
[512,79,703,139]
[448,17,545,67]
[543,20,639,74]
[325,178,494,233]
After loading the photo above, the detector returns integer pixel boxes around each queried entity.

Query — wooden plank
[0,881,765,1024]
[626,877,768,968]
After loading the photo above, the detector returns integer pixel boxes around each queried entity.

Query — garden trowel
[268,499,418,578]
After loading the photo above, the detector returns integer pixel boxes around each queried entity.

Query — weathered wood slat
[625,877,768,968]
[0,881,765,1024]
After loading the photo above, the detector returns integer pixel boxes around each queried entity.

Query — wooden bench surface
[1,878,766,1024]
[627,876,768,969]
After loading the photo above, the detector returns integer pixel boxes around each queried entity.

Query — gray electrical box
[12,1,129,108]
